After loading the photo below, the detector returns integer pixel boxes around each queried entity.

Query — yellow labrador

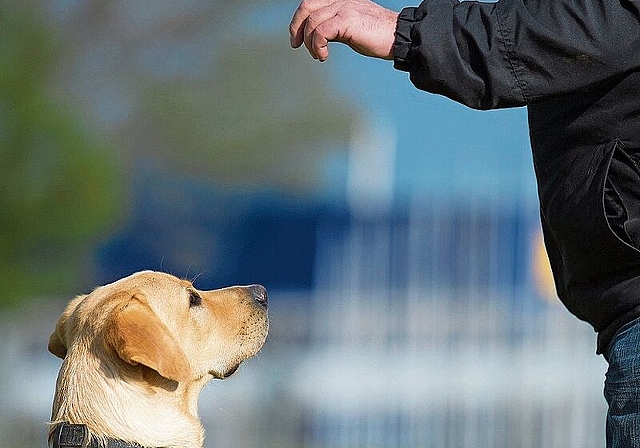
[47,271,268,448]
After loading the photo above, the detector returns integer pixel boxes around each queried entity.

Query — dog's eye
[188,290,202,307]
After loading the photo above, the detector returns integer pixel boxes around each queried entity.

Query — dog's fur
[48,271,269,448]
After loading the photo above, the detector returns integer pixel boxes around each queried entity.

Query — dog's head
[48,271,269,385]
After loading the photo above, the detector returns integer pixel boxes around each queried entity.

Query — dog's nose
[249,284,268,308]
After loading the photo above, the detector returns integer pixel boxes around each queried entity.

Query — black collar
[50,422,146,448]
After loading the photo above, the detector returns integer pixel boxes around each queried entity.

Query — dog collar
[50,422,148,448]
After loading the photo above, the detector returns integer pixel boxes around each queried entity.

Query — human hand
[289,0,399,62]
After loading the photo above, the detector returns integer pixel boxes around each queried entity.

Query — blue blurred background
[0,1,607,447]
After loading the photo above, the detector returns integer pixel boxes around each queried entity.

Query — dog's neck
[50,346,208,448]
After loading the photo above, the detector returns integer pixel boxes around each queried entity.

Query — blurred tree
[51,0,356,191]
[0,4,124,305]
[0,0,357,304]
[141,38,354,190]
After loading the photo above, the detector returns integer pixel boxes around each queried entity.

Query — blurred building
[2,180,608,448]
[87,172,606,448]
[61,119,605,448]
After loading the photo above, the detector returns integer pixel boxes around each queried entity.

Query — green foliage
[0,5,124,305]
[0,0,359,305]
[44,0,357,194]
[145,38,353,190]
[142,38,355,190]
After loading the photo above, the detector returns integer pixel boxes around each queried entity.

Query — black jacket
[393,0,640,355]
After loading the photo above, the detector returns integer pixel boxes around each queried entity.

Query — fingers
[289,3,307,48]
[289,0,398,62]
[290,0,342,61]
[303,4,341,61]
[289,0,329,49]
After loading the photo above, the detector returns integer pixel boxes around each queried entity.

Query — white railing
[296,196,607,448]
[1,196,607,448]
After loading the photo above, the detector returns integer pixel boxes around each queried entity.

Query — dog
[47,270,269,448]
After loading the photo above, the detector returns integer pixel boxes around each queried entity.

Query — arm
[290,0,640,110]
[394,0,640,109]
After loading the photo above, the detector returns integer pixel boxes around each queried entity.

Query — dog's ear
[48,295,86,359]
[105,294,192,383]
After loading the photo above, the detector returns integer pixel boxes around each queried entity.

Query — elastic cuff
[393,7,418,72]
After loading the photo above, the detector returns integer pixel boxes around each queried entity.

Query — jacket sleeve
[393,0,640,110]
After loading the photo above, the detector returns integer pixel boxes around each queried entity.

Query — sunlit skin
[289,0,399,62]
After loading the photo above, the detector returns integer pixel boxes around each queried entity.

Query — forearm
[394,0,640,110]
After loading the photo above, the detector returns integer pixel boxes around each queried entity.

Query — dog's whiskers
[190,270,208,285]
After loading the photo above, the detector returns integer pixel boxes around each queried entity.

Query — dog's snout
[249,284,268,308]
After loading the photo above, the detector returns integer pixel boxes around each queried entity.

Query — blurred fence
[292,195,607,448]
[0,195,607,448]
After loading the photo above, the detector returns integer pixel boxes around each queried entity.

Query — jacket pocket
[603,140,640,253]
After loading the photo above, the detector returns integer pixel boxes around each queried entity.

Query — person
[289,0,640,446]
